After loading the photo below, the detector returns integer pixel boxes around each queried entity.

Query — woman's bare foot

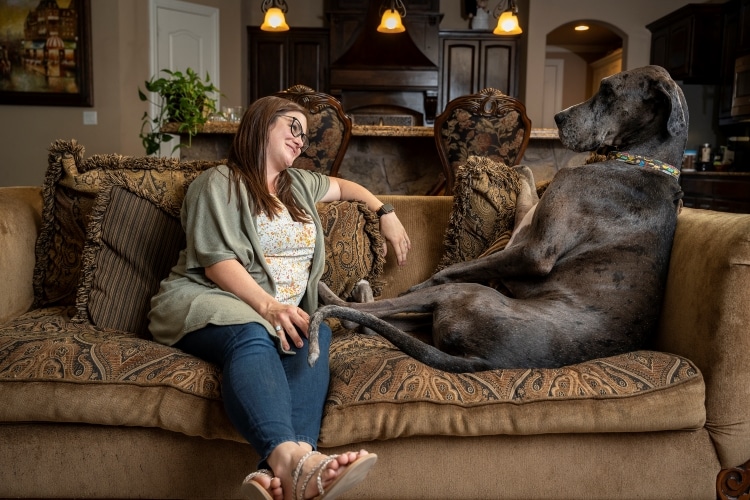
[267,443,374,500]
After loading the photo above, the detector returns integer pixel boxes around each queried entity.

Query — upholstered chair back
[274,85,353,177]
[432,88,532,195]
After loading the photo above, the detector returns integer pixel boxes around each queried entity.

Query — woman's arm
[205,259,309,350]
[322,177,411,266]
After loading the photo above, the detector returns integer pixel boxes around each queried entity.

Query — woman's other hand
[379,212,410,266]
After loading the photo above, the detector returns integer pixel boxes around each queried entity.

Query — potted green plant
[138,68,221,155]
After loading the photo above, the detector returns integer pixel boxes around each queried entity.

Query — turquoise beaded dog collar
[607,151,680,179]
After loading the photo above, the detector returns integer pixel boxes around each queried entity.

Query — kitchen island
[163,123,586,195]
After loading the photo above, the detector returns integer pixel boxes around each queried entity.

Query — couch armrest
[656,207,750,468]
[0,187,42,325]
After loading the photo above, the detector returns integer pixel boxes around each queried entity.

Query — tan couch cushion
[318,330,706,447]
[0,307,242,443]
[0,309,705,447]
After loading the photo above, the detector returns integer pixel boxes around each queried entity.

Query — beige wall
[525,0,691,124]
[0,0,241,187]
[0,0,698,187]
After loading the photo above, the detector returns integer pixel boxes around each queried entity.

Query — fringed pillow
[73,173,187,338]
[437,155,522,271]
[33,140,220,308]
[317,201,386,299]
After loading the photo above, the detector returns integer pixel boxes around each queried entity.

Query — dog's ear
[658,79,688,137]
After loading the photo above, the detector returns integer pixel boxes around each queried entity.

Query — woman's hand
[204,259,311,351]
[379,212,411,266]
[263,303,310,351]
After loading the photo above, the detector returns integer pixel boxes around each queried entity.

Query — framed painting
[0,0,93,106]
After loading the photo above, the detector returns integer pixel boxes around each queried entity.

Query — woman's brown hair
[226,96,312,223]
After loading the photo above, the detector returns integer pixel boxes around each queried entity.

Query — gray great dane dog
[308,65,688,373]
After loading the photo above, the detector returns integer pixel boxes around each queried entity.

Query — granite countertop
[163,121,561,140]
[161,121,238,134]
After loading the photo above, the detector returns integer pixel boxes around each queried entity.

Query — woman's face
[266,110,308,170]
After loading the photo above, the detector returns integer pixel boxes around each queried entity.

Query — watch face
[378,203,394,216]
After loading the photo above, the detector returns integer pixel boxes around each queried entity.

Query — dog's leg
[342,279,375,334]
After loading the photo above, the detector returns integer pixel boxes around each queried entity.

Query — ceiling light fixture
[492,0,522,35]
[260,0,289,32]
[377,0,406,34]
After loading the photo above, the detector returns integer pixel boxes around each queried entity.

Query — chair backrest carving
[274,84,353,177]
[432,88,532,195]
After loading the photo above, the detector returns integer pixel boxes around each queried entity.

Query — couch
[1,141,749,499]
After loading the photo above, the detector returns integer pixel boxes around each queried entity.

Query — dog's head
[554,65,689,164]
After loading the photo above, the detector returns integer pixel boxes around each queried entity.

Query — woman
[148,96,411,500]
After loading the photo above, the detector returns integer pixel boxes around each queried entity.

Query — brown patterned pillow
[33,140,220,308]
[437,155,521,271]
[73,174,186,337]
[317,201,385,299]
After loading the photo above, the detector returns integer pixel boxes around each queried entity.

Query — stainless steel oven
[732,54,750,117]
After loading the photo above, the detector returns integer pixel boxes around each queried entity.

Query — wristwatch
[376,203,395,217]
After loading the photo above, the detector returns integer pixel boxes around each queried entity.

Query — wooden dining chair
[274,84,353,177]
[431,88,532,195]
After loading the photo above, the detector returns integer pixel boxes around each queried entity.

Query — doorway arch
[541,20,623,127]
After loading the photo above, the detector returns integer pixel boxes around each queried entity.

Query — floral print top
[257,199,317,306]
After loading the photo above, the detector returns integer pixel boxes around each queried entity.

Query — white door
[542,59,564,129]
[150,0,220,157]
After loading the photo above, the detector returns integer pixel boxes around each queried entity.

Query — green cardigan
[148,165,330,349]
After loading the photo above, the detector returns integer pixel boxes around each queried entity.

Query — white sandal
[241,469,275,500]
[292,451,378,500]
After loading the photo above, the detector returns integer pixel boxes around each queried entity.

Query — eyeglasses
[279,115,309,152]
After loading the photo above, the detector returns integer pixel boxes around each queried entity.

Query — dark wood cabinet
[438,31,519,113]
[681,172,750,213]
[719,0,741,122]
[646,4,723,84]
[247,27,329,101]
[740,0,750,53]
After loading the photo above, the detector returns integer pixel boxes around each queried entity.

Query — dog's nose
[554,113,565,126]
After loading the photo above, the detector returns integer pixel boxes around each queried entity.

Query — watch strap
[376,203,395,217]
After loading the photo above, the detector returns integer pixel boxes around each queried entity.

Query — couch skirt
[0,422,718,499]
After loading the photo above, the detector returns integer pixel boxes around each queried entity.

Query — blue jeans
[175,321,332,467]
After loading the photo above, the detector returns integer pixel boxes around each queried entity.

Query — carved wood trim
[717,458,750,500]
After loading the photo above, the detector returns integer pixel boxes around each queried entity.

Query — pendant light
[377,0,406,33]
[260,0,289,32]
[493,0,522,35]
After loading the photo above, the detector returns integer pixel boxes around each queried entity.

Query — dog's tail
[308,304,494,373]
